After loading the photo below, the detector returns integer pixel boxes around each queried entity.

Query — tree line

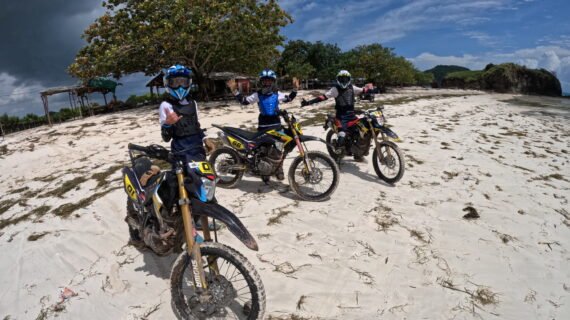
[278,40,433,87]
[68,0,432,97]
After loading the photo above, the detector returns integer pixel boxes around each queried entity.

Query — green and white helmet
[336,70,352,89]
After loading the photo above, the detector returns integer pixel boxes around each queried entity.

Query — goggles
[167,76,191,89]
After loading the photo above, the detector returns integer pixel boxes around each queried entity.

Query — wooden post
[73,91,82,118]
[41,95,53,126]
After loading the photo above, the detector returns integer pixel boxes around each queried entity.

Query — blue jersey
[258,92,279,116]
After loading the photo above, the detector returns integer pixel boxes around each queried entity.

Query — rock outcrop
[440,63,562,96]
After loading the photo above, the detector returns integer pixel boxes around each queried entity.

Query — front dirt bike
[124,144,265,319]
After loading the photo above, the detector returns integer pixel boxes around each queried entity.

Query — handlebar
[128,143,170,161]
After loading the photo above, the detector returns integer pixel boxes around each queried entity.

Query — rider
[301,70,368,151]
[160,64,207,161]
[158,64,216,231]
[228,69,297,180]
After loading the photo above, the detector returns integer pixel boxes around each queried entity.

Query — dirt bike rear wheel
[170,242,266,319]
[209,147,244,188]
[325,130,344,162]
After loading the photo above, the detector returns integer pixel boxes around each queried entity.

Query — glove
[301,99,309,107]
[289,90,297,100]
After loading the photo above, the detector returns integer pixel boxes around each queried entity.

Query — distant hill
[424,65,470,86]
[440,63,562,96]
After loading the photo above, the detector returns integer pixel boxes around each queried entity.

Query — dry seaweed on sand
[463,206,480,220]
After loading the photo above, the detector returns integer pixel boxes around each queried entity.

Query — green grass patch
[38,176,88,198]
[91,164,124,189]
[51,188,119,219]
[27,231,50,241]
[0,205,51,231]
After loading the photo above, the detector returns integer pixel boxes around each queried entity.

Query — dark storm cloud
[0,0,104,87]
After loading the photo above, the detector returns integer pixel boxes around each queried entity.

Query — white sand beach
[0,88,569,319]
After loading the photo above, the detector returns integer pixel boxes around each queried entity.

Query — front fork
[370,120,391,162]
[176,167,212,290]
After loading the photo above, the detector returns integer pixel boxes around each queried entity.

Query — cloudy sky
[1,0,569,117]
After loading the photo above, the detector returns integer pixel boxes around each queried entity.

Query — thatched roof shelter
[40,79,119,126]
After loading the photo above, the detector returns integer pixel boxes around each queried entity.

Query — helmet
[336,70,352,89]
[259,69,277,81]
[163,64,192,101]
[259,69,277,94]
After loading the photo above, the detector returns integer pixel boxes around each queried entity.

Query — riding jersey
[159,99,205,161]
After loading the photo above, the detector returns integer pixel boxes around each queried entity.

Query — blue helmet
[163,64,192,101]
[259,69,277,81]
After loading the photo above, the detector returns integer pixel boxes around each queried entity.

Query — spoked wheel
[372,141,405,184]
[288,151,340,201]
[170,242,266,320]
[209,147,244,188]
[325,130,344,162]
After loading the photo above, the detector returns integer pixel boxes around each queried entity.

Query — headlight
[200,177,216,201]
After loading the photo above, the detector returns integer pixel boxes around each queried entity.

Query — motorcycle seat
[334,117,361,129]
[222,126,268,141]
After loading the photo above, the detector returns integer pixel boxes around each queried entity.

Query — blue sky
[0,0,569,117]
[280,0,570,89]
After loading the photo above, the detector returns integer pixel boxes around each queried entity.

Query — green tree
[277,40,312,77]
[307,41,342,80]
[69,0,292,98]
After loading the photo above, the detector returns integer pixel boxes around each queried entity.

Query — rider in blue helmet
[159,64,205,161]
[158,64,217,231]
[229,69,297,131]
[227,69,297,180]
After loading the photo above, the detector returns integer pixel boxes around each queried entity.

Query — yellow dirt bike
[122,143,265,319]
[209,110,340,201]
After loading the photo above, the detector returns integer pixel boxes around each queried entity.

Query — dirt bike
[324,106,405,184]
[209,110,340,201]
[122,143,265,319]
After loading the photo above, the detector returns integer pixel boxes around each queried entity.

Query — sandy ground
[0,88,569,319]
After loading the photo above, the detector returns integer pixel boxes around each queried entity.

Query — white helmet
[336,70,352,89]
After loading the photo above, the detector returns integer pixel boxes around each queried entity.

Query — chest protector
[171,100,201,137]
[334,85,355,117]
[257,90,279,116]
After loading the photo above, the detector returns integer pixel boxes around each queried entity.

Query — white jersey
[242,91,289,104]
[324,85,364,99]
[158,99,199,126]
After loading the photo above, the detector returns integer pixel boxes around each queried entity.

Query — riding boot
[275,165,285,181]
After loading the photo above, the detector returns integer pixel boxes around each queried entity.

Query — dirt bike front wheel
[209,147,244,188]
[170,242,266,320]
[372,141,405,184]
[288,151,340,201]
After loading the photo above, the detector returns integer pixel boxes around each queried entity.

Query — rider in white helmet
[301,70,368,148]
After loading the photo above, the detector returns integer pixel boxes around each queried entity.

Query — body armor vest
[170,99,201,137]
[257,90,279,116]
[334,85,355,117]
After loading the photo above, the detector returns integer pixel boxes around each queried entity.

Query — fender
[379,126,401,142]
[298,134,336,149]
[191,199,258,251]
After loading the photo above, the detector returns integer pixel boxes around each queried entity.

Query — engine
[348,130,372,157]
[254,145,282,176]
